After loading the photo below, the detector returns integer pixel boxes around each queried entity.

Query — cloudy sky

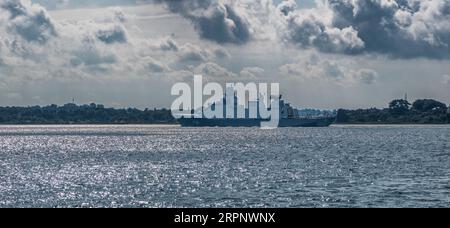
[0,0,449,109]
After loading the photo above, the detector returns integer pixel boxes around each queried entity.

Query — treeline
[0,103,176,124]
[337,99,450,124]
[1,99,449,125]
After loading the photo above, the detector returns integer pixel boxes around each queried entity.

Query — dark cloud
[0,0,57,43]
[284,0,450,59]
[213,47,230,59]
[329,0,450,58]
[158,37,179,51]
[285,12,364,54]
[96,25,127,44]
[277,0,297,16]
[155,0,251,44]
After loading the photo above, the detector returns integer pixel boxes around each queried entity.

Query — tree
[389,99,410,115]
[335,109,349,123]
[0,104,176,124]
[447,105,450,123]
[412,99,447,113]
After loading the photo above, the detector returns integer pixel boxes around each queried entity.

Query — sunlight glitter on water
[0,125,449,208]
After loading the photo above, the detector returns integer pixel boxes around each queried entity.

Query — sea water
[0,125,449,208]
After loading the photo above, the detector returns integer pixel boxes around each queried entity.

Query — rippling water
[0,125,449,208]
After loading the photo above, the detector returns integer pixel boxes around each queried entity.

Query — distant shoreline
[336,99,450,125]
[0,103,177,125]
[0,123,449,127]
[1,98,449,125]
[333,123,450,126]
[0,123,179,126]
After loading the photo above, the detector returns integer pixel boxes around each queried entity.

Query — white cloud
[177,43,212,63]
[138,56,171,73]
[279,53,378,85]
[0,0,449,109]
[240,66,265,79]
[151,36,179,52]
[0,1,234,84]
[0,0,57,43]
[193,62,237,80]
[354,69,378,85]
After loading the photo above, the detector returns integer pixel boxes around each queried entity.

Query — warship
[178,95,335,127]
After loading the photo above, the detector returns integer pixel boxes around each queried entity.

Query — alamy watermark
[171,75,280,129]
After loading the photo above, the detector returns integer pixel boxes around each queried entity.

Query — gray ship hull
[178,117,335,127]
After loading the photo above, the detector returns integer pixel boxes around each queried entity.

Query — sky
[0,0,449,109]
